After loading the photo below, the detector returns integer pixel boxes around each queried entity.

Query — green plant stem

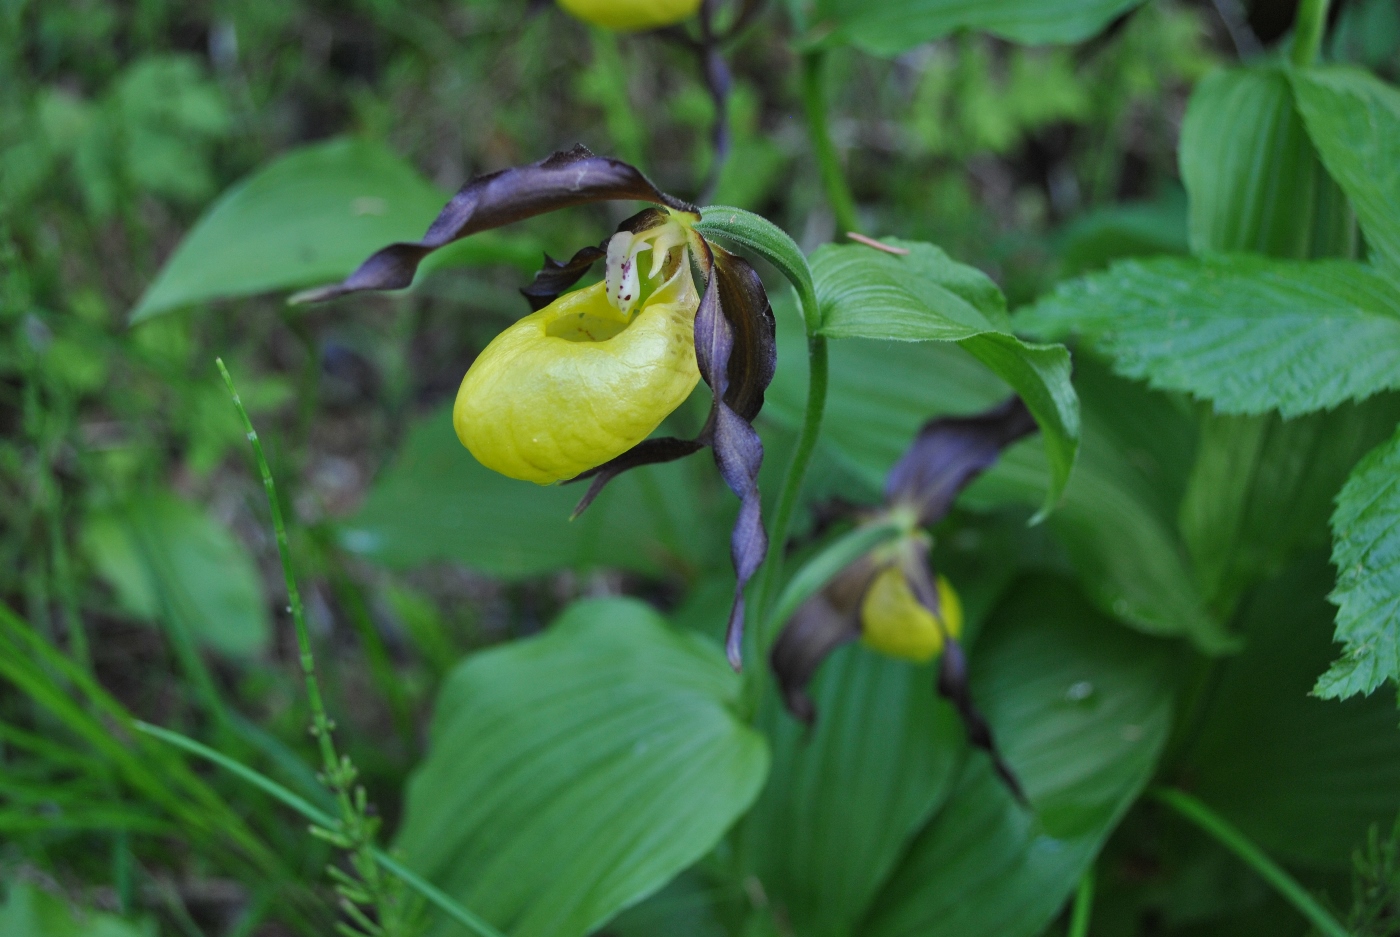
[1068,866,1095,937]
[217,360,347,810]
[1290,0,1333,67]
[801,50,859,237]
[1152,788,1351,937]
[135,722,507,937]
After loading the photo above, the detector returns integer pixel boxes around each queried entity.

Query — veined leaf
[1292,66,1400,278]
[860,576,1176,937]
[812,239,1078,513]
[970,361,1235,653]
[1018,254,1400,417]
[338,405,721,578]
[397,598,768,937]
[1181,65,1353,258]
[808,0,1145,57]
[1318,424,1400,699]
[739,646,962,937]
[81,492,270,656]
[131,137,541,321]
[1186,555,1400,866]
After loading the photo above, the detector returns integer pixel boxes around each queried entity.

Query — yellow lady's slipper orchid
[860,567,963,663]
[556,0,702,31]
[453,247,700,484]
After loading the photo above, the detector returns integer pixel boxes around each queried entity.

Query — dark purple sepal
[295,145,696,303]
[768,558,876,723]
[904,561,1028,806]
[707,245,776,422]
[884,396,1038,527]
[520,245,607,311]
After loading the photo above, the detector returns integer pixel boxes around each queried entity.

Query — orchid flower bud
[859,567,963,662]
[556,0,702,31]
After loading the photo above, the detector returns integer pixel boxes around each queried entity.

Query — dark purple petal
[692,265,768,670]
[520,246,607,312]
[768,558,877,723]
[709,244,776,421]
[903,562,1028,805]
[568,436,705,518]
[884,396,1038,527]
[295,146,696,304]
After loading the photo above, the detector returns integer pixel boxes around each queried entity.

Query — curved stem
[696,0,732,204]
[1290,0,1333,67]
[751,332,828,655]
[800,50,859,238]
[1068,866,1095,937]
[1152,788,1351,937]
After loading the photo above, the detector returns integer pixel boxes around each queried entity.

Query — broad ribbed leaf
[1292,66,1400,277]
[337,405,720,578]
[812,239,1078,513]
[131,138,540,321]
[397,598,769,937]
[1178,399,1400,617]
[971,362,1236,653]
[81,492,269,656]
[739,646,962,937]
[1180,66,1352,258]
[860,576,1175,937]
[1018,255,1400,417]
[1318,425,1400,698]
[809,0,1144,57]
[1186,556,1400,866]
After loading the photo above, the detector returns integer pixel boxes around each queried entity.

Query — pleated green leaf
[812,239,1078,514]
[397,598,769,937]
[338,405,720,578]
[1018,254,1400,417]
[809,0,1145,57]
[860,576,1176,937]
[1186,556,1400,864]
[131,137,540,321]
[1318,425,1400,698]
[1180,65,1352,258]
[1292,66,1400,278]
[739,646,962,937]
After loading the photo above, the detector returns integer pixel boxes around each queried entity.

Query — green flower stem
[216,359,347,811]
[1290,0,1333,67]
[1068,867,1095,937]
[134,721,507,937]
[801,50,859,238]
[1152,788,1351,937]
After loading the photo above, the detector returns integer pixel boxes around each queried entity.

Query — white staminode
[605,218,690,317]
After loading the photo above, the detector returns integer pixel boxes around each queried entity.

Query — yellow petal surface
[860,567,964,663]
[556,0,702,30]
[453,280,700,485]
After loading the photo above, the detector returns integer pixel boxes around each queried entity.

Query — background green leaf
[82,492,270,656]
[1178,399,1400,618]
[739,647,962,937]
[808,0,1146,57]
[811,239,1078,512]
[1317,424,1400,699]
[130,137,540,321]
[1292,66,1400,277]
[860,575,1177,937]
[1182,555,1400,866]
[0,882,153,937]
[1180,65,1353,258]
[971,363,1235,653]
[1018,255,1400,417]
[338,405,720,578]
[396,598,769,937]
